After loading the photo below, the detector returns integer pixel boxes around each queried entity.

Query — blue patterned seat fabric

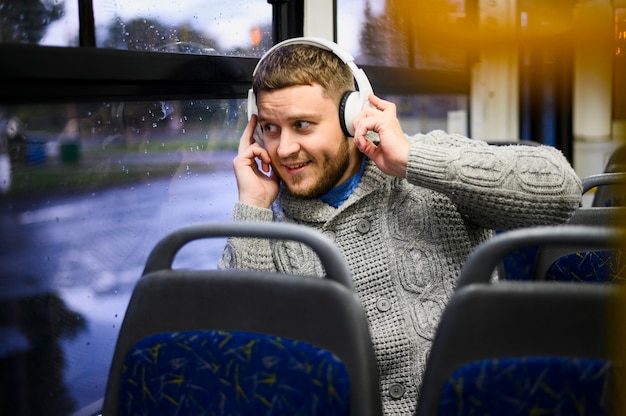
[501,245,539,281]
[438,357,614,416]
[118,330,351,415]
[546,250,624,283]
[501,247,624,283]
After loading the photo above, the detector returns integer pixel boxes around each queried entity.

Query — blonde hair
[252,43,355,108]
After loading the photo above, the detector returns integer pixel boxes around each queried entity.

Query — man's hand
[232,115,280,208]
[353,94,409,178]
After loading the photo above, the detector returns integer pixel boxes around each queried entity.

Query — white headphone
[247,36,373,138]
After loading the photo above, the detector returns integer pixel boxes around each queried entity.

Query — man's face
[256,83,362,199]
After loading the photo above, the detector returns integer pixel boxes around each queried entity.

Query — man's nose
[276,130,300,158]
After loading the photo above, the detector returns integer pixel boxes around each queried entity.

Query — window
[0,2,474,414]
[4,0,273,56]
[337,0,470,70]
[337,0,470,135]
[0,0,68,45]
[1,96,242,412]
[0,1,271,413]
[91,0,272,56]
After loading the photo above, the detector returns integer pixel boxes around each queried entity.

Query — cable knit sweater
[218,130,582,415]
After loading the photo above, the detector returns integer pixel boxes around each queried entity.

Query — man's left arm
[353,94,582,230]
[403,130,582,230]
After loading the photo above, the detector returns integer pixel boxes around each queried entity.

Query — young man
[219,38,582,414]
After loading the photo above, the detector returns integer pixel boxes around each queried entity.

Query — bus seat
[603,144,626,174]
[470,225,624,284]
[498,240,538,281]
[538,248,624,283]
[582,172,626,207]
[415,282,619,416]
[499,200,625,282]
[499,171,625,282]
[532,205,626,283]
[415,226,625,416]
[102,222,382,416]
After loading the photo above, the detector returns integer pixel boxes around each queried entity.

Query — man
[219,38,582,414]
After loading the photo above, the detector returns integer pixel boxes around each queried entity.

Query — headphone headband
[248,36,373,138]
[252,37,357,75]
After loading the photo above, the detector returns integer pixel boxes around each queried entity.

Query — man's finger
[239,114,258,152]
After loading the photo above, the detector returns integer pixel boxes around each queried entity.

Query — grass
[7,139,237,196]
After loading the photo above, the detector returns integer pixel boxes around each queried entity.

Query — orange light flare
[251,26,262,47]
[384,0,618,51]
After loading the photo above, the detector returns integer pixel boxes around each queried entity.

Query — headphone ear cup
[247,88,258,120]
[247,88,265,147]
[339,91,362,137]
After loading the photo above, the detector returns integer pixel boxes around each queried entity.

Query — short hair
[252,43,355,108]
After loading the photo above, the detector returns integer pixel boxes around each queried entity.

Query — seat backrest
[498,207,625,282]
[459,225,624,287]
[500,175,626,282]
[498,237,538,281]
[530,206,626,282]
[415,225,624,416]
[581,172,626,207]
[415,281,617,416]
[603,144,626,174]
[103,221,382,416]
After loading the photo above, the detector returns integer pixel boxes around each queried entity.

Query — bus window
[0,97,241,412]
[337,0,469,71]
[2,0,273,56]
[336,0,470,136]
[390,94,469,136]
[0,1,70,46]
[91,0,273,56]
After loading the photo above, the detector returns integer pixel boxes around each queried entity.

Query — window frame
[0,0,471,105]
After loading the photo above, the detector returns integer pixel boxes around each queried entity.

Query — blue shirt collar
[319,157,367,208]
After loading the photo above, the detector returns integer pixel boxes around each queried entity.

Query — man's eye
[295,120,311,129]
[263,124,277,134]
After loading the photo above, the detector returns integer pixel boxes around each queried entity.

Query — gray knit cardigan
[218,130,582,415]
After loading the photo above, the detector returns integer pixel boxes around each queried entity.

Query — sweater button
[322,230,336,242]
[356,219,371,233]
[389,383,405,399]
[376,297,391,312]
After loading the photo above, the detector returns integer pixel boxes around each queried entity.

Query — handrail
[143,221,355,289]
[456,225,625,289]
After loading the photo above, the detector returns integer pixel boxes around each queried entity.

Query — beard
[279,137,352,199]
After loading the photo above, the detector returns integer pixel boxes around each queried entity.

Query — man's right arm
[233,114,280,208]
[218,115,281,271]
[217,202,279,271]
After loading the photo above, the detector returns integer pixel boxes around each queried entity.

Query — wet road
[0,165,239,414]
